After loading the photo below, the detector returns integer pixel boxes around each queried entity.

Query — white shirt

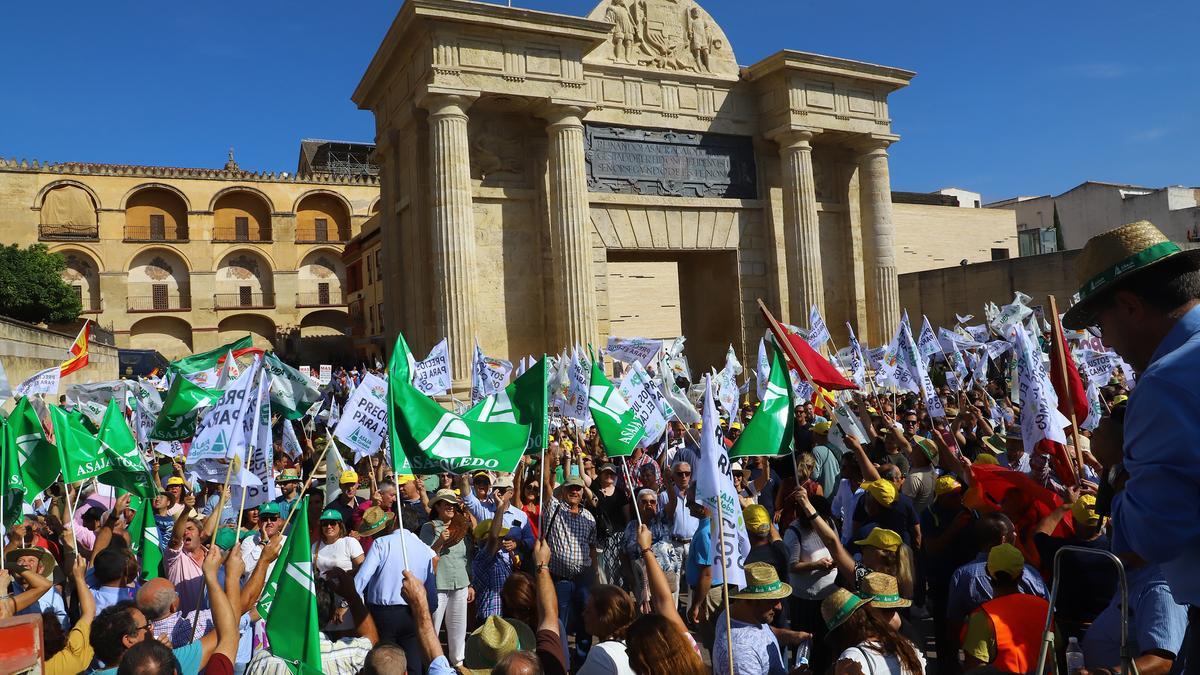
[783,524,837,600]
[578,640,633,675]
[315,536,365,575]
[658,485,699,540]
[837,641,926,675]
[239,532,286,583]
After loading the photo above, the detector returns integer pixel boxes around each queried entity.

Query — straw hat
[862,572,911,609]
[821,588,870,631]
[1063,220,1200,329]
[6,547,56,579]
[729,562,792,601]
[463,616,537,674]
[356,506,395,538]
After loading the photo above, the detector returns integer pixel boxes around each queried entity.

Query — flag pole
[277,439,331,535]
[622,460,644,528]
[1047,295,1086,484]
[713,485,736,675]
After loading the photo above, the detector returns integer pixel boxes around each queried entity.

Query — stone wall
[0,316,119,401]
[892,202,1017,275]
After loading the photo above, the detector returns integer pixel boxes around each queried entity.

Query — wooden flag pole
[278,440,331,536]
[1047,295,1086,484]
[622,460,644,528]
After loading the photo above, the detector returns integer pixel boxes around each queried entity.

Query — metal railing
[79,298,104,314]
[214,292,276,309]
[127,295,191,312]
[296,291,347,307]
[39,223,98,241]
[212,226,272,243]
[295,227,350,244]
[124,225,188,242]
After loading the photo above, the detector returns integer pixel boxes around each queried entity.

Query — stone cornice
[743,50,916,91]
[0,158,379,186]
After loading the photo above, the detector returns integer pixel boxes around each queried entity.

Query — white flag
[991,292,1034,333]
[619,361,674,445]
[333,373,389,462]
[412,338,452,396]
[694,375,749,589]
[470,343,512,405]
[899,315,945,417]
[755,338,770,401]
[189,357,261,466]
[325,431,350,504]
[955,313,974,325]
[564,348,592,424]
[917,316,940,359]
[605,337,662,368]
[214,350,240,389]
[1011,325,1070,452]
[242,374,277,509]
[67,381,127,425]
[658,353,700,424]
[939,327,983,352]
[1081,379,1103,431]
[281,419,303,460]
[807,305,831,351]
[15,366,60,399]
[845,324,867,390]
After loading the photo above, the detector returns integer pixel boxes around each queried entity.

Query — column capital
[418,91,478,119]
[766,125,822,150]
[854,134,900,157]
[537,102,593,130]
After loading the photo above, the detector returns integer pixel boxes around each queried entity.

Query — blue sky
[2,1,1196,202]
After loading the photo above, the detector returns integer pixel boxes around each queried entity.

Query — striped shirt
[244,635,372,675]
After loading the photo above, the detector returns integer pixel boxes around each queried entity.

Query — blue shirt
[463,491,535,550]
[1083,564,1187,669]
[91,641,201,674]
[17,586,67,629]
[354,528,438,610]
[658,485,700,540]
[945,552,1048,622]
[685,517,722,588]
[1113,304,1200,605]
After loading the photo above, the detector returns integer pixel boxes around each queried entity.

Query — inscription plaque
[584,124,757,199]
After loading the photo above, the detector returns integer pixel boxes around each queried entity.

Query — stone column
[777,129,824,321]
[859,140,900,345]
[541,105,597,349]
[423,93,479,381]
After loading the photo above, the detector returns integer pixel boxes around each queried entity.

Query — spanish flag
[60,320,91,377]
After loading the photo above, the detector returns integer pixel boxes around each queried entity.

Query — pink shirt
[164,545,206,612]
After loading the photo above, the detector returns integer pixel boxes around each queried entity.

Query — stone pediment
[585,0,737,79]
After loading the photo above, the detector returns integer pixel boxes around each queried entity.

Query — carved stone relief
[584,123,757,198]
[469,114,529,186]
[587,0,738,77]
[145,256,173,281]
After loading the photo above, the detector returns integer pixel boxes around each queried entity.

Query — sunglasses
[260,515,281,522]
[321,520,341,527]
[675,471,691,476]
[525,485,539,491]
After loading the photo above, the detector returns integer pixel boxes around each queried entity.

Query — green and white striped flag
[49,404,111,484]
[97,400,157,498]
[587,358,645,458]
[128,501,163,580]
[9,397,60,501]
[730,343,795,458]
[464,355,549,453]
[150,375,223,442]
[257,496,321,674]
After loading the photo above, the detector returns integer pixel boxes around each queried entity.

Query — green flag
[587,359,645,458]
[128,501,163,580]
[258,496,321,674]
[50,405,111,484]
[170,336,253,376]
[264,352,322,420]
[10,397,60,500]
[730,344,795,458]
[1,417,26,526]
[97,400,157,498]
[389,333,529,475]
[150,375,223,442]
[464,356,549,453]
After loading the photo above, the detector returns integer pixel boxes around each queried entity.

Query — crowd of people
[3,218,1199,675]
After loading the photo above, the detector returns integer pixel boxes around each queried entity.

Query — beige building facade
[354,0,922,381]
[0,150,379,361]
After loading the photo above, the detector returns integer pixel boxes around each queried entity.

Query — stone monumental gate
[354,0,914,382]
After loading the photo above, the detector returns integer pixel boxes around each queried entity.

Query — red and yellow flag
[60,320,91,377]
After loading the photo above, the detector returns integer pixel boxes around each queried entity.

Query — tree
[1052,202,1066,252]
[0,243,82,324]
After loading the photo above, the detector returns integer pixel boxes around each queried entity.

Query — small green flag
[264,352,322,421]
[128,502,163,580]
[465,355,549,453]
[730,344,796,458]
[97,400,157,498]
[9,398,61,500]
[1,417,27,526]
[258,496,321,674]
[587,359,645,458]
[50,405,111,484]
[170,336,253,376]
[389,333,529,475]
[150,375,223,442]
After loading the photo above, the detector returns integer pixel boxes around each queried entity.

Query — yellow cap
[987,543,1025,579]
[473,519,511,541]
[1112,395,1129,405]
[854,527,902,552]
[166,476,186,487]
[339,470,359,484]
[861,478,897,508]
[730,421,743,431]
[934,475,962,496]
[1071,494,1101,527]
[812,421,832,435]
[743,504,770,535]
[562,438,574,450]
[395,474,417,486]
[974,452,999,465]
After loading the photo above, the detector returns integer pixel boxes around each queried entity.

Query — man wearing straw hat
[1061,219,1200,663]
[712,561,810,675]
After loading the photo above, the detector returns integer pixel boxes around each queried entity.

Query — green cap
[214,528,238,551]
[258,502,282,517]
[319,508,343,522]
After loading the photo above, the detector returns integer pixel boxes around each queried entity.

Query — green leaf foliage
[0,243,82,324]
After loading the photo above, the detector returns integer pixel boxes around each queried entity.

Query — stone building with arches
[0,144,380,362]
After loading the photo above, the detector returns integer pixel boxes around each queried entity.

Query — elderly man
[461,472,534,550]
[623,488,681,609]
[7,546,66,627]
[1060,220,1200,663]
[238,501,285,583]
[660,460,699,575]
[712,562,810,675]
[329,469,363,530]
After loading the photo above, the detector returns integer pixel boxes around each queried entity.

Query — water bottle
[793,637,811,668]
[1066,637,1085,673]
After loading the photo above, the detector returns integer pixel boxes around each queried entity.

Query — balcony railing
[124,225,189,242]
[295,227,350,244]
[212,226,272,243]
[39,223,98,241]
[79,298,104,314]
[214,292,276,310]
[296,291,347,308]
[127,295,191,312]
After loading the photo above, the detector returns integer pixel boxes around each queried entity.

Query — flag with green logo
[150,375,223,442]
[264,352,323,420]
[389,333,529,475]
[49,405,110,484]
[9,397,60,500]
[97,400,156,498]
[170,336,253,376]
[258,496,321,675]
[730,344,795,458]
[587,359,646,457]
[1,417,26,526]
[464,355,549,453]
[128,501,163,580]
